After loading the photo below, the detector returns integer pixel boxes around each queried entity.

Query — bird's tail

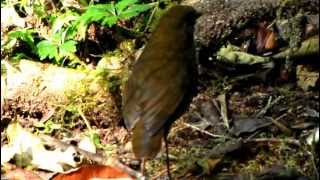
[132,122,164,159]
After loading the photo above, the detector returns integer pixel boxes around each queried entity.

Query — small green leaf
[115,0,138,14]
[33,4,46,18]
[101,16,118,27]
[75,22,88,40]
[8,29,37,53]
[52,33,62,44]
[37,40,58,60]
[60,40,77,56]
[52,11,80,34]
[64,23,79,40]
[8,31,24,39]
[12,53,30,61]
[91,133,101,147]
[80,4,116,26]
[118,4,152,20]
[8,29,35,41]
[76,0,153,38]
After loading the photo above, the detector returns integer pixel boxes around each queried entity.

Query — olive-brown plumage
[122,5,197,161]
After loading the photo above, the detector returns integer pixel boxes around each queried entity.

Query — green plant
[32,10,84,66]
[36,32,78,64]
[2,0,154,67]
[34,120,62,134]
[4,29,37,53]
[77,0,153,38]
[50,10,80,35]
[81,0,152,26]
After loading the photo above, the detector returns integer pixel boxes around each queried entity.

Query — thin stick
[308,150,319,179]
[143,3,159,33]
[270,114,292,135]
[256,96,283,117]
[164,135,172,180]
[245,138,301,146]
[141,158,146,176]
[183,122,231,139]
[78,108,92,131]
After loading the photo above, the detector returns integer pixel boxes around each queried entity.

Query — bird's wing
[122,53,189,136]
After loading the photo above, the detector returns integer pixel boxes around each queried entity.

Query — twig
[245,129,263,141]
[269,114,292,135]
[183,122,230,139]
[308,150,319,179]
[78,108,92,131]
[143,2,159,33]
[256,96,283,117]
[151,169,168,180]
[212,99,221,114]
[245,138,301,146]
[39,135,144,179]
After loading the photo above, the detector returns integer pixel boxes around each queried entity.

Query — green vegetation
[1,0,155,67]
[79,0,153,27]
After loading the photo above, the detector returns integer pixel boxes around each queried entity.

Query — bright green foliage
[80,4,117,27]
[35,0,153,63]
[34,10,81,64]
[79,0,152,27]
[37,40,58,60]
[33,3,47,18]
[36,32,77,64]
[49,10,81,43]
[60,40,77,56]
[2,0,154,67]
[34,120,62,134]
[51,11,80,35]
[115,0,153,20]
[6,29,37,53]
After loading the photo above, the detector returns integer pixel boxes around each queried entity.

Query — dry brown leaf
[52,165,133,180]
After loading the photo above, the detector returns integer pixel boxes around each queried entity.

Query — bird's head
[156,5,201,35]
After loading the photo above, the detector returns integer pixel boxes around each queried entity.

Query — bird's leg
[164,135,172,180]
[141,158,145,176]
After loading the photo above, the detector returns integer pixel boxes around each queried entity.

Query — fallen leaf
[196,158,222,174]
[307,127,319,145]
[52,165,133,180]
[265,31,277,50]
[296,65,319,91]
[200,101,220,126]
[78,136,96,154]
[231,117,272,136]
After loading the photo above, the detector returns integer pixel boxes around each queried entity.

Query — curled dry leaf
[196,158,222,175]
[264,31,277,50]
[296,65,319,91]
[256,23,277,52]
[52,165,133,180]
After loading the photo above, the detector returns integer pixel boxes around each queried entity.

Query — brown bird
[122,5,198,176]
